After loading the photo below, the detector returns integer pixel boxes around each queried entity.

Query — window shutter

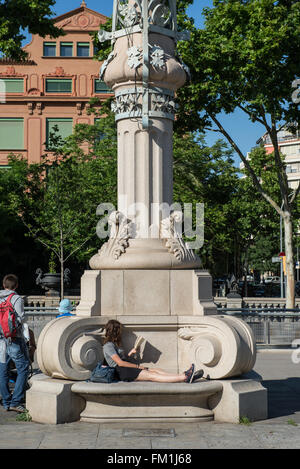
[1,79,24,93]
[46,118,73,146]
[45,79,72,93]
[0,118,24,150]
[94,79,111,93]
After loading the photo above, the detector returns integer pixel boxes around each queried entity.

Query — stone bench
[26,374,268,424]
[71,380,223,423]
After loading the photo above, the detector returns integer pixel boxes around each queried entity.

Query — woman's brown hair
[103,320,122,346]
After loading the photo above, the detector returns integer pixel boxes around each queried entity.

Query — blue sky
[24,0,265,164]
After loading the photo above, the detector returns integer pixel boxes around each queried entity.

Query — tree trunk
[284,213,295,308]
[60,258,64,300]
[60,231,64,301]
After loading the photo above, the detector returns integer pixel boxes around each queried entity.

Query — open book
[134,336,145,350]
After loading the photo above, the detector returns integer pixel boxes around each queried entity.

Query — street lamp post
[280,202,284,298]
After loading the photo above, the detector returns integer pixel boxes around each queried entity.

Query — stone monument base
[29,267,267,425]
[76,269,217,317]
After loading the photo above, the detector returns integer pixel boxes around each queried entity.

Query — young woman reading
[102,320,204,383]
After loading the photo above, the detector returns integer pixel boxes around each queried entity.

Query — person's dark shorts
[116,365,142,382]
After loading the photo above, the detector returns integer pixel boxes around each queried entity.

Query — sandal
[184,364,195,383]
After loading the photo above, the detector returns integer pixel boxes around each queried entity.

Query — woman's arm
[110,353,145,369]
[127,347,137,357]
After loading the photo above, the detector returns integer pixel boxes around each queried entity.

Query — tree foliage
[175,0,300,305]
[0,0,63,60]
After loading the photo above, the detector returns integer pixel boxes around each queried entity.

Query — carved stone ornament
[97,211,134,260]
[160,211,197,263]
[28,88,42,96]
[37,316,105,380]
[178,315,256,379]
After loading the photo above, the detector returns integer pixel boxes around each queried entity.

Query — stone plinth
[76,269,216,317]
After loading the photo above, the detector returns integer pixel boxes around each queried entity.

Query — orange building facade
[0,1,112,166]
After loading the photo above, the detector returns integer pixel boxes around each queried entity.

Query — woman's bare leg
[148,368,174,376]
[135,369,186,383]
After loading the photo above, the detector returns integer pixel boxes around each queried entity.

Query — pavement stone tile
[249,424,300,449]
[0,427,44,449]
[151,437,210,449]
[204,423,265,449]
[96,437,152,449]
[1,351,300,449]
[38,423,100,449]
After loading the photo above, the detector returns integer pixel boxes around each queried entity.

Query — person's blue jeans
[0,338,30,408]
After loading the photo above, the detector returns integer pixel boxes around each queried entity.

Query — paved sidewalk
[1,349,300,449]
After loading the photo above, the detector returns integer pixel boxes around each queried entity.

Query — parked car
[265,276,280,284]
[253,285,266,297]
[213,278,227,288]
[271,276,280,283]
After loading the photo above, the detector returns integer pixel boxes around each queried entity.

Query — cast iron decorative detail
[111,87,177,120]
[98,0,184,43]
[111,90,142,115]
[117,0,141,28]
[127,46,143,69]
[160,211,197,263]
[98,29,113,42]
[152,92,178,114]
[150,45,166,70]
[100,51,116,80]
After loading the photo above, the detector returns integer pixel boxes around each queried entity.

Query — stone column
[90,0,200,270]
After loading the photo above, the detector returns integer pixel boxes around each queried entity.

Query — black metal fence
[24,306,300,348]
[217,307,300,346]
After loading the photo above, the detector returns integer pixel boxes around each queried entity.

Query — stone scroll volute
[178,316,256,380]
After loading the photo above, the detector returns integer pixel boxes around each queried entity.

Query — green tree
[0,0,63,60]
[173,131,241,276]
[231,147,282,288]
[0,157,45,292]
[7,113,117,298]
[176,0,300,307]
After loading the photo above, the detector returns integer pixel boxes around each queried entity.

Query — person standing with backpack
[0,274,30,413]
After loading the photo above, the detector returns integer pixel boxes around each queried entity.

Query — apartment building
[0,1,112,166]
[257,129,300,190]
[241,128,300,189]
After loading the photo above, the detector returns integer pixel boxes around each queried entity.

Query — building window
[93,43,99,56]
[43,42,56,57]
[0,78,24,93]
[46,118,73,147]
[0,118,24,150]
[94,118,105,142]
[77,42,90,57]
[60,42,73,57]
[286,164,300,174]
[94,79,111,94]
[45,78,72,93]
